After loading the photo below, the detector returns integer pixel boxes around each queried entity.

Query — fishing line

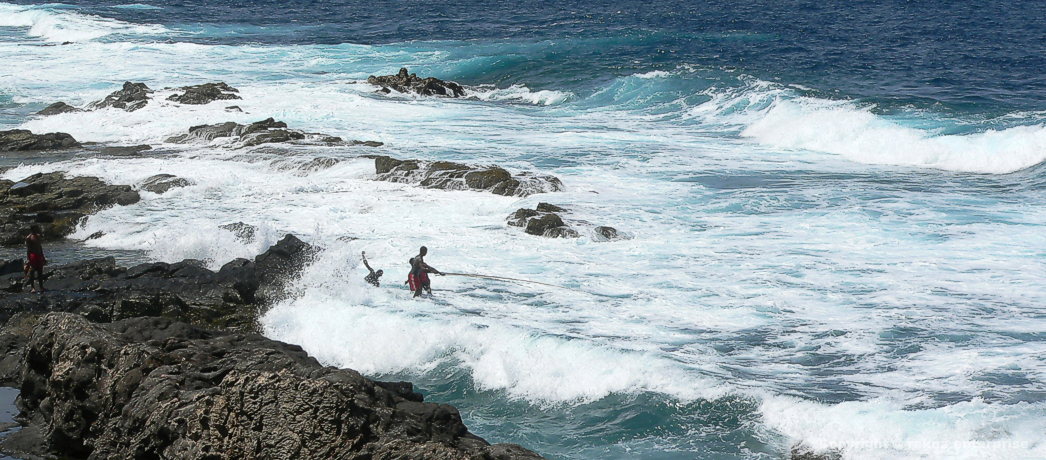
[440,272,593,295]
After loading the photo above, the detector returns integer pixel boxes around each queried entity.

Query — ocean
[2,1,1046,458]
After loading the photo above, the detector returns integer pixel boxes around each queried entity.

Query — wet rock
[374,156,562,197]
[139,174,192,194]
[791,444,842,460]
[524,213,577,238]
[99,144,152,156]
[35,102,80,116]
[225,105,243,112]
[167,82,241,105]
[594,226,621,241]
[11,312,544,460]
[165,118,379,149]
[88,81,152,112]
[0,172,140,246]
[509,204,629,241]
[536,202,566,213]
[367,67,466,97]
[0,130,80,152]
[219,222,257,243]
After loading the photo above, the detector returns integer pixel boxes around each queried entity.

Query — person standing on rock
[408,246,442,297]
[362,251,383,287]
[25,225,46,293]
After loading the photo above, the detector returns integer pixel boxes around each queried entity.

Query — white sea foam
[467,84,574,106]
[0,2,167,43]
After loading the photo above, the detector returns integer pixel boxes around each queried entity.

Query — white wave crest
[0,2,167,43]
[468,84,574,106]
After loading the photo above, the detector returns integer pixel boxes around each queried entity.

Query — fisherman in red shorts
[25,225,46,293]
[406,246,442,298]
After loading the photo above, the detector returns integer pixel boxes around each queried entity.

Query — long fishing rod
[440,272,588,294]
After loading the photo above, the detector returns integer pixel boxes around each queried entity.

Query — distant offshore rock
[167,82,242,105]
[368,67,466,97]
[139,173,192,194]
[508,203,632,241]
[35,102,80,116]
[0,130,80,152]
[374,155,562,197]
[166,118,383,149]
[0,172,139,246]
[87,81,152,112]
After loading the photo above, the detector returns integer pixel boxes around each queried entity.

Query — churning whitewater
[2,1,1046,459]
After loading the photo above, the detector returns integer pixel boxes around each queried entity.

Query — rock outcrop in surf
[167,82,241,105]
[138,174,193,194]
[368,68,466,97]
[0,172,140,247]
[2,313,544,460]
[35,102,80,116]
[0,130,80,152]
[374,156,563,197]
[508,203,631,241]
[165,118,383,149]
[87,81,152,112]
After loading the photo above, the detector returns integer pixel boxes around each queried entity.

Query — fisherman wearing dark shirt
[25,225,46,293]
[362,251,383,287]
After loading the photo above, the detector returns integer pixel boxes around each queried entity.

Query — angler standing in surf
[407,246,442,297]
[25,225,46,293]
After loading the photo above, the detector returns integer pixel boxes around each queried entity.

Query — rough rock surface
[508,203,630,240]
[167,82,241,105]
[0,130,80,152]
[165,118,381,149]
[8,313,544,460]
[99,145,152,156]
[138,174,192,194]
[375,156,562,197]
[87,82,152,112]
[368,68,466,97]
[0,234,314,332]
[0,172,140,247]
[219,222,257,243]
[35,102,80,116]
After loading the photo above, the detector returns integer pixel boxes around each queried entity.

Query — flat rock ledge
[368,68,466,97]
[0,234,315,335]
[5,313,544,460]
[166,118,383,149]
[374,156,562,197]
[0,172,140,247]
[508,203,631,241]
[0,130,80,152]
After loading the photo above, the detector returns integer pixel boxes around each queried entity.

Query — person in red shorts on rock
[25,225,46,293]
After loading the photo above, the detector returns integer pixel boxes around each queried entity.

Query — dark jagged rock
[219,222,257,243]
[167,82,241,105]
[0,172,140,246]
[139,174,192,194]
[8,313,544,460]
[0,234,314,332]
[509,204,629,241]
[225,105,243,112]
[0,130,80,152]
[35,102,80,116]
[165,118,379,149]
[99,144,151,156]
[367,67,466,97]
[88,81,152,112]
[374,156,562,197]
[791,444,842,460]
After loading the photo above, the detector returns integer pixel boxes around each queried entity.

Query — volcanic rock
[139,174,192,194]
[219,222,257,243]
[165,118,378,149]
[99,144,152,156]
[88,81,152,112]
[0,130,80,152]
[35,102,80,116]
[367,67,466,97]
[509,204,630,240]
[8,313,544,460]
[0,172,140,246]
[374,156,562,197]
[167,82,241,105]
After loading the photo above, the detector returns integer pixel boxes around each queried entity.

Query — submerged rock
[0,172,139,246]
[35,102,80,116]
[99,144,152,156]
[167,82,241,105]
[374,156,562,197]
[139,174,192,194]
[508,203,630,241]
[367,67,466,97]
[88,81,152,112]
[219,222,257,243]
[9,313,544,460]
[0,130,80,152]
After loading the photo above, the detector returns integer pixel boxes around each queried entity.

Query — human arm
[362,251,374,273]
